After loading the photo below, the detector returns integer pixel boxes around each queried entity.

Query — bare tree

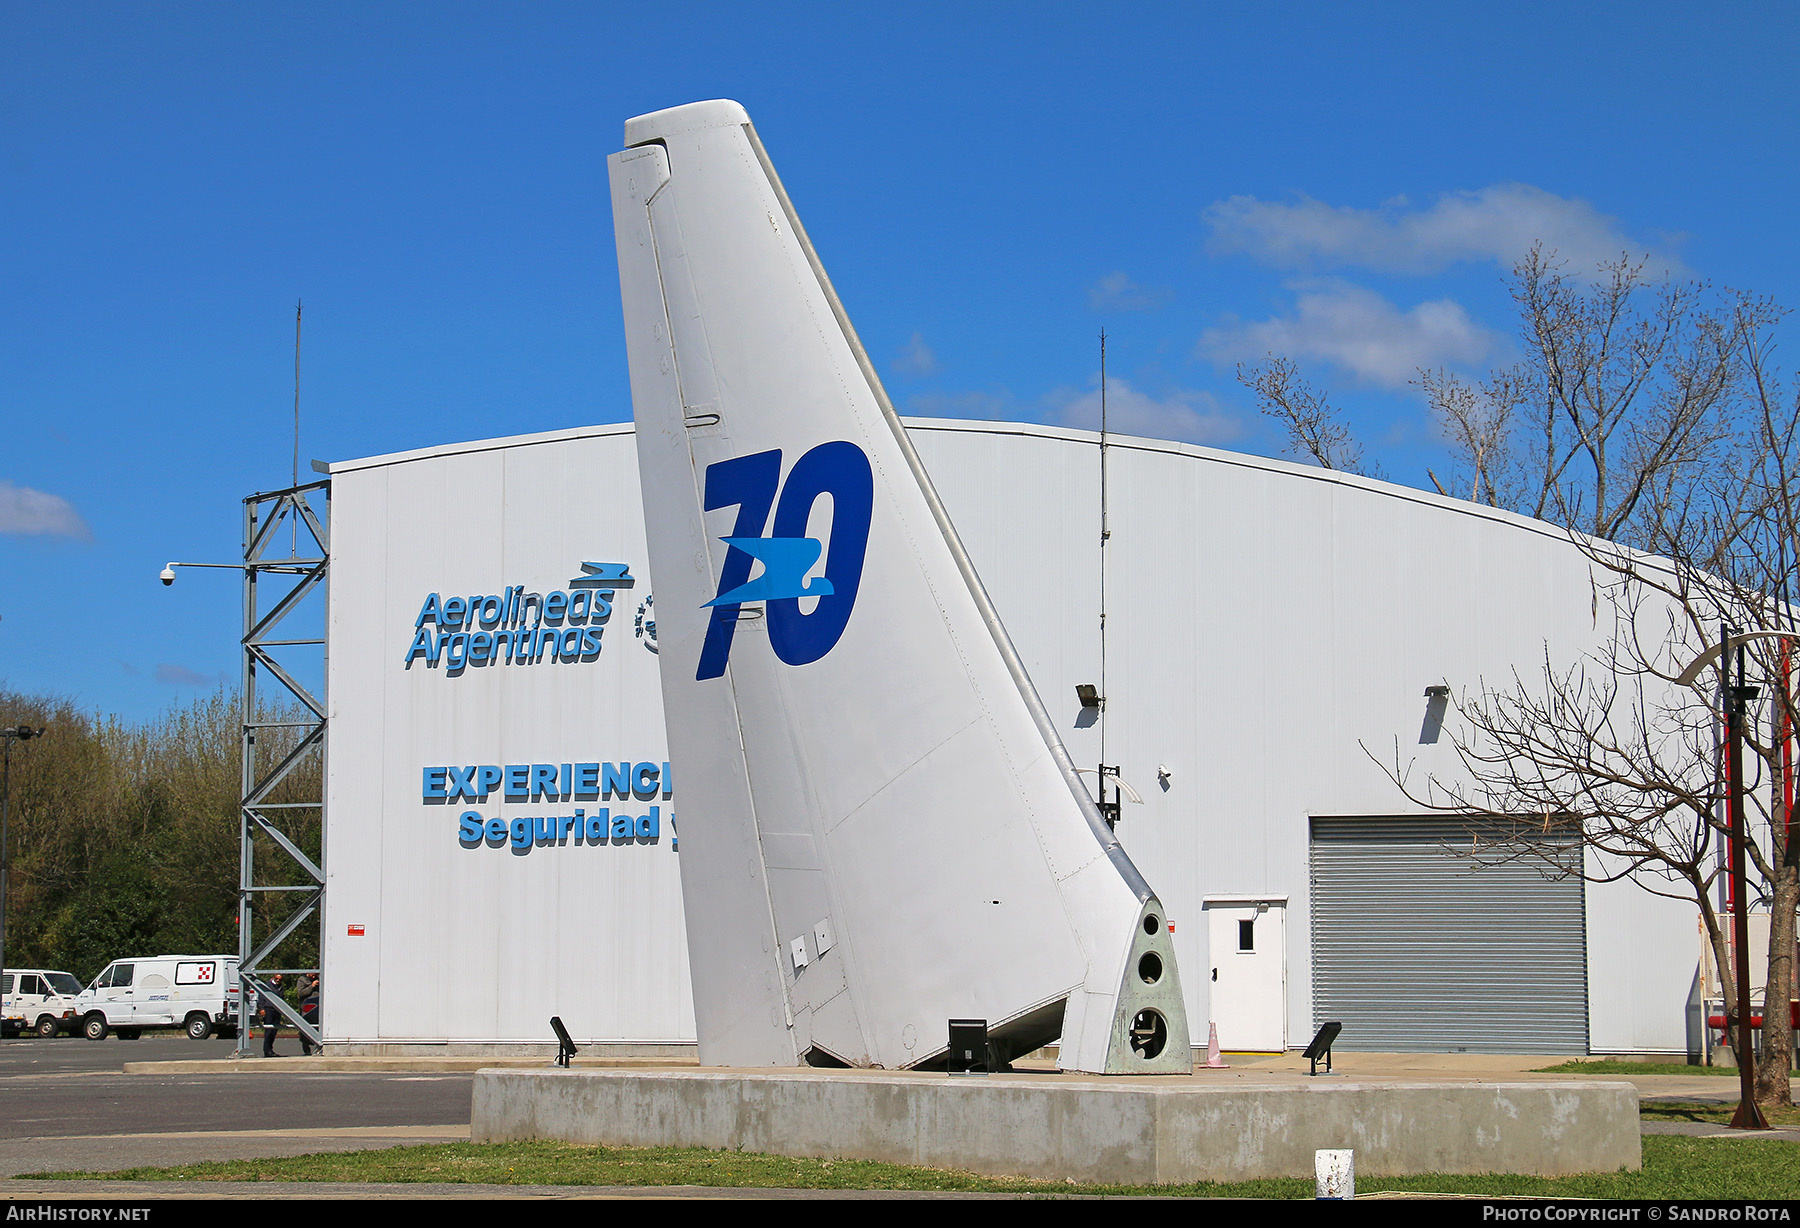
[1236,354,1373,476]
[1248,249,1769,540]
[1415,365,1521,507]
[1378,313,1800,1106]
[1247,245,1797,1102]
[1423,247,1766,548]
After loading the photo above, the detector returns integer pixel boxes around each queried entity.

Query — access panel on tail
[608,100,1189,1073]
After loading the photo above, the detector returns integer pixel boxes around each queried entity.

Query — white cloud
[1198,281,1500,387]
[0,481,89,539]
[892,332,939,377]
[1204,184,1681,277]
[1048,379,1243,446]
[906,380,1242,447]
[906,389,1013,420]
[1088,271,1170,312]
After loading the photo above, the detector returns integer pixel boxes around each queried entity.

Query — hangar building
[322,417,1697,1057]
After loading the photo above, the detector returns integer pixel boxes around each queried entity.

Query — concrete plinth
[471,1067,1640,1184]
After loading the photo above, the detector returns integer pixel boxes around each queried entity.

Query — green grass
[1532,1059,1737,1076]
[19,1135,1800,1199]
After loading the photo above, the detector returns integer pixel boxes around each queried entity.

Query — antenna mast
[1098,329,1116,828]
[293,300,303,490]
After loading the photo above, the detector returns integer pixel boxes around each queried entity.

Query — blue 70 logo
[697,442,873,680]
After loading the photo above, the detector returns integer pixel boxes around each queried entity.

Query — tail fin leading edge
[609,100,1190,1073]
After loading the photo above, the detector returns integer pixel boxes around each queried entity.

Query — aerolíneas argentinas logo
[697,442,872,680]
[405,562,636,671]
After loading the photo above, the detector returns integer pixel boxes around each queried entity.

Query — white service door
[1206,902,1287,1052]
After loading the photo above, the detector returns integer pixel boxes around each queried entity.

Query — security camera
[160,565,176,586]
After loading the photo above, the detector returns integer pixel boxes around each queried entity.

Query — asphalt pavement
[0,1033,470,1178]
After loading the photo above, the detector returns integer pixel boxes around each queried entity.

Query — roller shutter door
[1310,816,1588,1053]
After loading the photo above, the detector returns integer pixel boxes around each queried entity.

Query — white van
[74,955,240,1040]
[1,969,85,1037]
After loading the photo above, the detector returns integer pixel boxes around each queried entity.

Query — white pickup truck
[2,968,85,1037]
[74,955,240,1040]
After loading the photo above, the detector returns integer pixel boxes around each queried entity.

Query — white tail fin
[609,100,1189,1073]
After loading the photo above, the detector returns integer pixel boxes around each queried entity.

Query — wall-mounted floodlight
[1420,685,1451,745]
[310,459,331,475]
[1075,684,1105,710]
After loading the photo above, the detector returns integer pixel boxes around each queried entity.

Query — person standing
[258,974,285,1057]
[298,974,320,1056]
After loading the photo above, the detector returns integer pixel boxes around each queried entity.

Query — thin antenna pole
[292,300,302,554]
[293,300,303,490]
[1098,329,1110,824]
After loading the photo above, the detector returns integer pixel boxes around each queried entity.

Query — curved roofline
[325,413,1638,567]
[326,421,634,475]
[897,416,1596,553]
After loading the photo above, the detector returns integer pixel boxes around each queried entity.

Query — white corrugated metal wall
[914,421,1694,1054]
[324,419,1697,1053]
[325,426,693,1048]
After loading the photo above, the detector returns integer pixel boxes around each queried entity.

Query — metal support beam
[237,480,329,1057]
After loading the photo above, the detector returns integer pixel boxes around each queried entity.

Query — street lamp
[161,560,312,586]
[0,725,44,1000]
[1680,626,1795,1131]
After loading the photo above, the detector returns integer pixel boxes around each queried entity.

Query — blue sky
[4,2,1796,722]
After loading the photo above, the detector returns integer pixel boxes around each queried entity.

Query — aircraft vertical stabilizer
[609,100,1190,1073]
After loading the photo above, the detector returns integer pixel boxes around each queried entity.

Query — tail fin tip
[624,99,751,147]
